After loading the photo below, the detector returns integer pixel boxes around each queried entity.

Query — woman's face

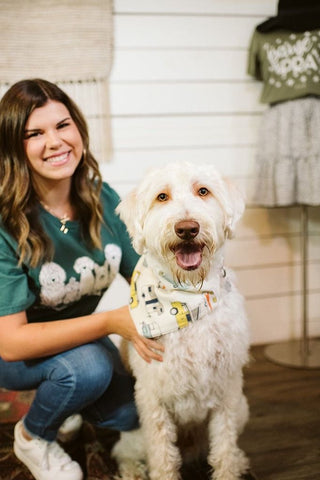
[24,100,84,187]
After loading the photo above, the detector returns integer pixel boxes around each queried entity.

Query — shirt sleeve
[0,233,36,316]
[247,30,262,81]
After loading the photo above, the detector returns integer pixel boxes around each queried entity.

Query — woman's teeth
[46,152,69,163]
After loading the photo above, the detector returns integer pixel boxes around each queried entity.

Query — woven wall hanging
[0,0,113,162]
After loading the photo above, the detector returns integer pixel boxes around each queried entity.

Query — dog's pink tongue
[175,249,202,270]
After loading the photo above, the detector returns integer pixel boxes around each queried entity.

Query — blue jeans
[0,337,139,441]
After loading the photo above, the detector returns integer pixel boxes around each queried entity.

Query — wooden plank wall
[97,0,320,345]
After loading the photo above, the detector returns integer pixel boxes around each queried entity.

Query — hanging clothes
[248,29,320,105]
[248,0,320,206]
[253,96,320,206]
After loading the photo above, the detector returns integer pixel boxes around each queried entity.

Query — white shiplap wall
[99,0,320,345]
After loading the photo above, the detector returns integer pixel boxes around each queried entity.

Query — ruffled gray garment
[254,96,320,206]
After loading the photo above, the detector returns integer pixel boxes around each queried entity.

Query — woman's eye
[157,193,169,202]
[24,131,41,139]
[57,122,69,129]
[198,187,209,197]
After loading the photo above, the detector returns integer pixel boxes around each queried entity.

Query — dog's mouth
[172,243,204,270]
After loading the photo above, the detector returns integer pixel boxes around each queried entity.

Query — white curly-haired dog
[112,162,250,480]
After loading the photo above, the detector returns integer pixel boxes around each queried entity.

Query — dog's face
[117,162,244,285]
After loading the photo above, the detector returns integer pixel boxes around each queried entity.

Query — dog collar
[129,252,223,338]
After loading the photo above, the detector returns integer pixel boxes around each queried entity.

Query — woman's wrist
[99,305,129,338]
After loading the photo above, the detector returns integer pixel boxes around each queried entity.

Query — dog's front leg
[136,383,182,480]
[207,375,249,480]
[111,429,148,480]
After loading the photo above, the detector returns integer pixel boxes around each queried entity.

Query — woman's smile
[44,150,71,164]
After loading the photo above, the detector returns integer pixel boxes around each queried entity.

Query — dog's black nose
[175,220,200,240]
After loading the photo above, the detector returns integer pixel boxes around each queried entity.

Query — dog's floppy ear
[215,178,245,238]
[219,177,245,239]
[116,190,146,254]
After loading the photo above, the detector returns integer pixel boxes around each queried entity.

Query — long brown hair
[0,79,103,267]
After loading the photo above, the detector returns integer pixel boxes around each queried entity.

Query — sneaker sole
[13,441,83,480]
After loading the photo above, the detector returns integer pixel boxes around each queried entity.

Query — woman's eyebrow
[57,116,71,125]
[24,117,71,133]
[24,127,41,134]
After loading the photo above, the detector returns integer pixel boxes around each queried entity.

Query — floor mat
[0,389,34,424]
[0,390,257,479]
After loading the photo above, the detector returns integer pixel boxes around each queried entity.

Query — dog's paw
[112,429,147,479]
[115,459,149,480]
[211,450,249,480]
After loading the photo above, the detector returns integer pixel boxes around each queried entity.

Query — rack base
[265,339,320,369]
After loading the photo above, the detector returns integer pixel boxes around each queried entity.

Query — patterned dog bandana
[129,253,224,338]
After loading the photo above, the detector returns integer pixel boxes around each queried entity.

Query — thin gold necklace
[40,201,70,234]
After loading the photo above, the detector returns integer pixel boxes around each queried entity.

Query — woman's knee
[53,343,114,399]
[91,400,140,432]
[115,401,140,431]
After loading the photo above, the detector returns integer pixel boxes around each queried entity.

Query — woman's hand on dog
[131,334,164,364]
[107,305,164,363]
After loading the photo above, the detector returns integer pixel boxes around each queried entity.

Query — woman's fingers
[133,336,164,363]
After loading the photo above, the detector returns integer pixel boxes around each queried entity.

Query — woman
[0,79,163,480]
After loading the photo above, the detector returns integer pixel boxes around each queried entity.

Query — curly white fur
[112,162,250,480]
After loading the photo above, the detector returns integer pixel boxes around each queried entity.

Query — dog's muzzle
[174,220,200,240]
[172,220,204,270]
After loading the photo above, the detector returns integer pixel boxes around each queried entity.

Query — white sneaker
[57,414,83,443]
[14,420,83,480]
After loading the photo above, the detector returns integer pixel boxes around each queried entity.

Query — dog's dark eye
[198,187,209,197]
[157,193,169,202]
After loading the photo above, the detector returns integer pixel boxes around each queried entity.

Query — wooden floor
[1,344,319,480]
[240,344,320,480]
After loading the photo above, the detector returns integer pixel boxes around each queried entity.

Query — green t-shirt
[247,29,320,104]
[0,182,139,322]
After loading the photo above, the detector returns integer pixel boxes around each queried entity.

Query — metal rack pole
[301,204,309,361]
[265,205,320,368]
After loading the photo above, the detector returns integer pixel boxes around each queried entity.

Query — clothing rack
[265,205,320,368]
